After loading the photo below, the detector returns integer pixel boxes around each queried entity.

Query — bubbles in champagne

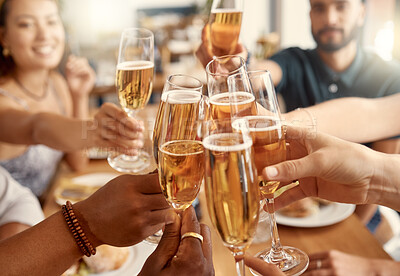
[158,140,204,211]
[116,60,154,111]
[203,132,259,252]
[152,90,202,163]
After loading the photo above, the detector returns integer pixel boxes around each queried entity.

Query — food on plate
[278,198,319,218]
[62,245,131,275]
[83,245,130,273]
[313,197,332,206]
[54,179,102,204]
[278,197,333,218]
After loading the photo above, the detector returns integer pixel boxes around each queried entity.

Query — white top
[0,167,44,227]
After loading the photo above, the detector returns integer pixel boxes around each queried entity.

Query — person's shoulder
[273,47,310,56]
[270,47,315,67]
[271,47,315,61]
[0,77,28,110]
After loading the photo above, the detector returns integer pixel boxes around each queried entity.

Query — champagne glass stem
[266,197,285,261]
[233,252,246,276]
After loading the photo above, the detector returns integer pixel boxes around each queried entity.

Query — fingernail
[165,212,177,225]
[265,167,278,178]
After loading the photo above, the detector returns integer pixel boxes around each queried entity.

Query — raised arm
[63,55,95,170]
[0,101,144,154]
[284,93,400,143]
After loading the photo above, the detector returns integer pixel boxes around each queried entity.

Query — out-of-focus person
[0,166,44,240]
[0,0,143,198]
[197,0,400,233]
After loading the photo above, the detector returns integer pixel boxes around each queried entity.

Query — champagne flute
[208,0,244,56]
[107,28,154,173]
[206,55,252,120]
[158,90,206,211]
[229,70,309,276]
[153,74,203,164]
[145,74,204,245]
[203,118,260,276]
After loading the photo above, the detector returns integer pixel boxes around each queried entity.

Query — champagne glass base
[107,152,150,173]
[144,229,163,245]
[250,246,309,276]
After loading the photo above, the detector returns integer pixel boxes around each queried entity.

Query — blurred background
[58,0,400,103]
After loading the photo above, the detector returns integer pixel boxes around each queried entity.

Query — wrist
[368,151,400,209]
[73,201,103,248]
[284,108,317,130]
[72,95,89,119]
[82,120,97,149]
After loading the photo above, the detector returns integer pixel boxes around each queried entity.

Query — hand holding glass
[208,0,244,56]
[229,70,309,276]
[108,28,154,173]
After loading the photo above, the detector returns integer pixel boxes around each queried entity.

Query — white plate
[55,173,119,205]
[89,242,157,276]
[275,203,355,228]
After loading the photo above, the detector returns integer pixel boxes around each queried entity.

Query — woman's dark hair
[0,0,15,77]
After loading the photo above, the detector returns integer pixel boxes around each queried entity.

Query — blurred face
[309,0,365,52]
[1,0,65,70]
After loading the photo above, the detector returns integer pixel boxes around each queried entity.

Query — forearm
[248,59,282,86]
[0,212,82,276]
[32,112,94,152]
[65,95,90,170]
[285,95,400,143]
[71,95,89,120]
[0,222,30,241]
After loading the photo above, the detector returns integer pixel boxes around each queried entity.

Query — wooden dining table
[42,104,392,275]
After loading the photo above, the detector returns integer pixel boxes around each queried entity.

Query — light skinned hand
[304,250,385,276]
[65,55,96,98]
[88,102,145,155]
[139,206,214,276]
[235,254,285,276]
[74,173,170,247]
[195,24,248,68]
[263,126,384,210]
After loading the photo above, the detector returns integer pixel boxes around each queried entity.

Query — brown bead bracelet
[62,201,96,257]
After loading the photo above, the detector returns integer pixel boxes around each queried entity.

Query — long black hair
[0,0,15,78]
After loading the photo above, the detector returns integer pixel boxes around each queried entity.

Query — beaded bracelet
[62,201,96,257]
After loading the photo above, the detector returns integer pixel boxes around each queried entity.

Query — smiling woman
[0,0,144,199]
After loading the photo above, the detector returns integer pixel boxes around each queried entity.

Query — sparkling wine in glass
[206,55,250,120]
[153,74,203,164]
[157,90,206,212]
[229,70,309,276]
[145,74,204,245]
[107,28,154,173]
[208,0,244,56]
[203,118,260,276]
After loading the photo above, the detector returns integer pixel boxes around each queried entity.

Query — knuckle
[283,161,298,176]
